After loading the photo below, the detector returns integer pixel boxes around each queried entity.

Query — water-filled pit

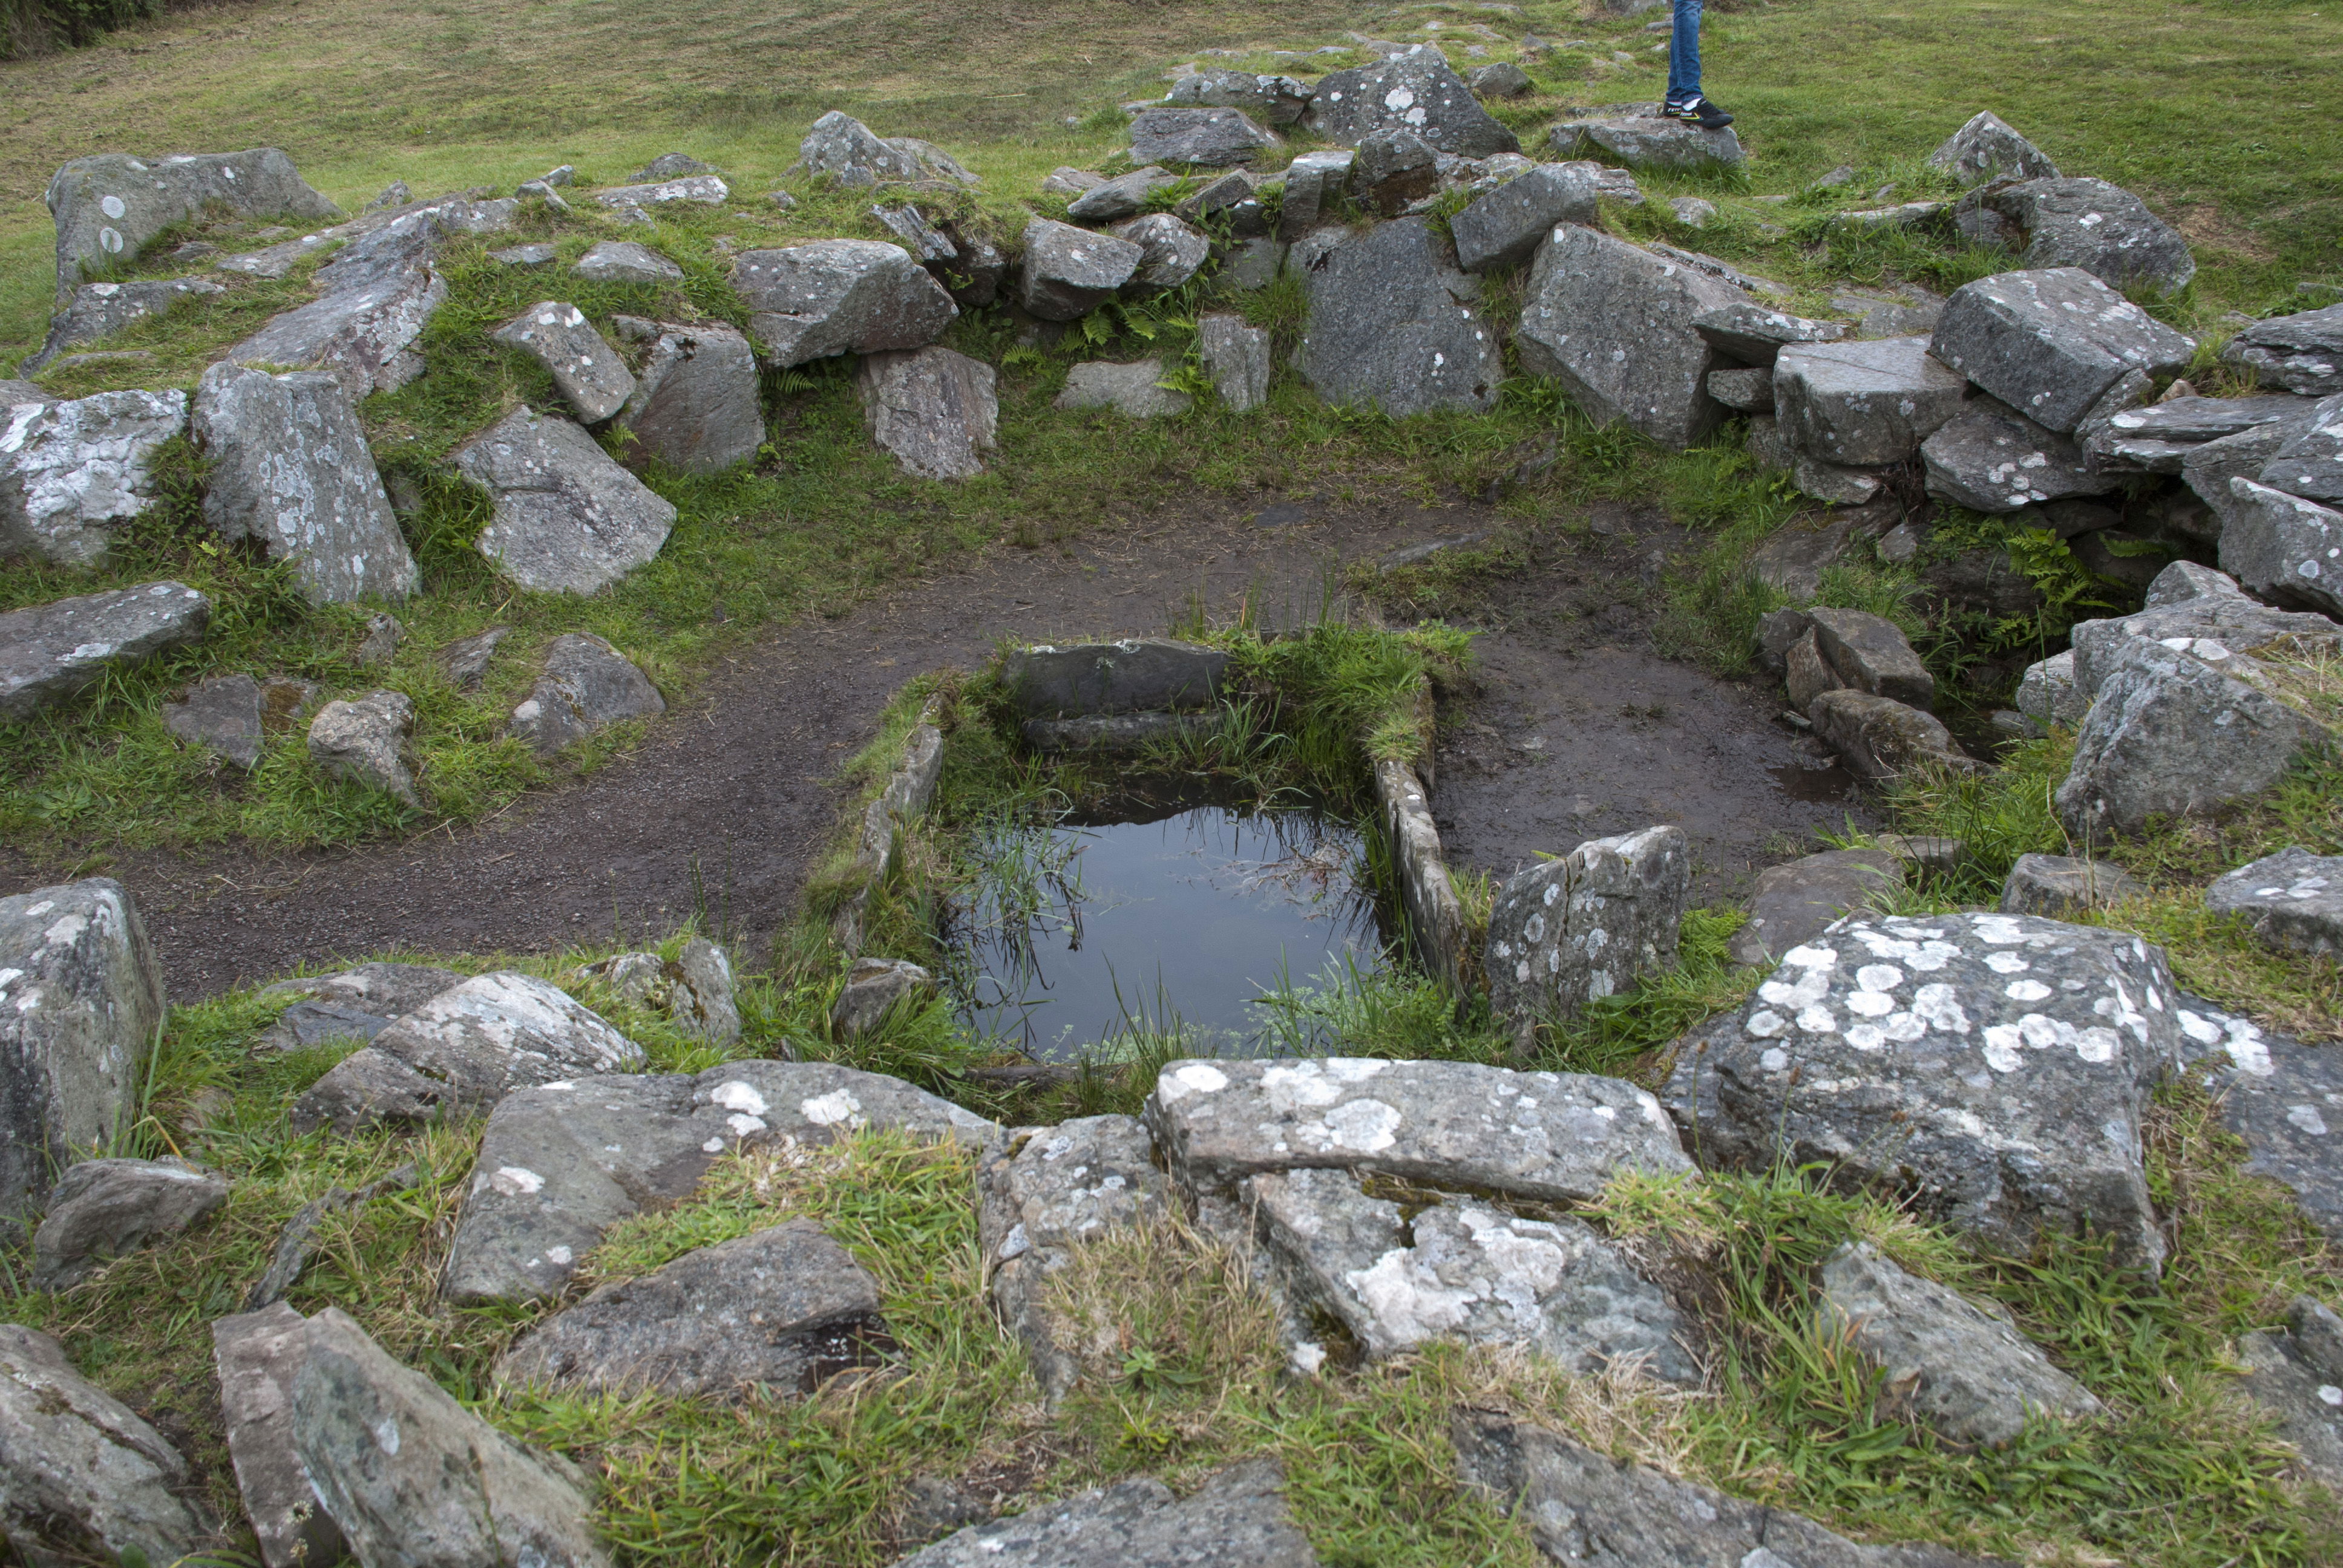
[951,782,1391,1060]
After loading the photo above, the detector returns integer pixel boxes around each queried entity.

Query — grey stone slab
[1065,166,1176,224]
[1449,162,1600,274]
[1144,1056,1691,1203]
[1351,126,1438,216]
[1295,216,1501,417]
[897,1460,1319,1567]
[1003,638,1226,717]
[1021,711,1222,752]
[2258,391,2343,503]
[290,1307,610,1568]
[1728,849,1904,969]
[213,1304,344,1568]
[798,111,955,188]
[260,961,464,1016]
[1925,111,2060,186]
[25,276,225,373]
[2206,846,2343,958]
[2220,479,2343,619]
[1018,218,1143,321]
[1930,267,2195,434]
[1820,1241,2101,1446]
[162,671,266,769]
[306,688,418,806]
[1705,366,1772,412]
[1922,395,2113,513]
[573,240,683,283]
[0,388,189,566]
[1807,689,1975,782]
[1200,313,1271,413]
[1809,606,1935,708]
[1548,104,1744,172]
[47,148,338,297]
[457,406,677,593]
[1453,1410,2001,1567]
[1107,212,1210,295]
[734,240,957,365]
[0,878,165,1218]
[1982,177,2195,295]
[1055,358,1190,418]
[192,362,416,604]
[2180,1001,2343,1243]
[1247,1166,1696,1380]
[831,957,934,1038]
[2185,416,2319,540]
[2066,594,2342,698]
[2145,559,2247,608]
[591,174,728,210]
[1774,336,1966,467]
[508,631,663,753]
[1271,151,1354,243]
[859,344,997,480]
[1691,303,1849,368]
[610,319,761,474]
[1303,45,1521,157]
[1128,106,1279,168]
[32,1155,228,1289]
[1487,825,1689,1028]
[2238,1317,2343,1488]
[251,999,393,1056]
[1999,853,2148,916]
[1167,69,1312,125]
[2218,302,2343,397]
[0,1324,207,1564]
[226,262,447,400]
[444,1062,999,1304]
[498,1219,881,1398]
[493,301,635,424]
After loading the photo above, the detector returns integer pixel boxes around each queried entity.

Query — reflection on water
[951,793,1386,1061]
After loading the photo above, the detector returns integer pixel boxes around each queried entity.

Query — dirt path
[4,497,1869,999]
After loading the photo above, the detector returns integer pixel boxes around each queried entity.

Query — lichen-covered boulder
[1017,218,1142,321]
[1449,162,1600,274]
[1486,825,1689,1028]
[1973,176,2195,295]
[857,345,998,480]
[1773,336,1967,468]
[2217,301,2343,397]
[0,879,165,1220]
[507,632,664,753]
[1924,110,2061,186]
[1127,106,1279,168]
[1548,102,1744,172]
[2206,846,2343,958]
[306,688,419,806]
[0,388,189,566]
[2220,479,2343,619]
[456,407,678,594]
[0,1324,209,1564]
[609,320,762,474]
[1302,45,1520,157]
[47,147,337,297]
[491,301,637,423]
[1921,394,2112,513]
[1929,267,2194,434]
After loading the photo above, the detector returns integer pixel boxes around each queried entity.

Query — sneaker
[1662,95,1734,129]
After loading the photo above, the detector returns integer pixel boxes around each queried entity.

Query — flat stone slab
[1055,358,1190,419]
[1245,1165,1697,1380]
[572,240,683,283]
[1929,267,2194,434]
[1922,395,2112,513]
[2219,302,2343,397]
[1691,301,1847,366]
[2219,479,2343,621]
[1984,176,2195,295]
[1728,848,1905,969]
[1671,912,2182,1271]
[33,1155,229,1289]
[1548,103,1745,172]
[1809,606,1935,708]
[444,1061,999,1304]
[261,960,463,1016]
[213,1303,344,1568]
[1820,1241,2101,1446]
[26,276,226,373]
[1002,638,1226,717]
[493,301,636,423]
[2205,846,2342,958]
[1774,335,1967,468]
[897,1459,1319,1567]
[591,174,728,209]
[1145,1057,1691,1203]
[1,388,190,566]
[2178,999,2343,1243]
[1065,166,1176,224]
[1808,689,1974,782]
[226,263,447,401]
[290,970,643,1134]
[498,1218,882,1398]
[1295,217,1501,419]
[0,581,210,724]
[456,406,678,593]
[1999,852,2147,916]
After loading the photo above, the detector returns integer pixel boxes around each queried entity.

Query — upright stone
[1449,163,1600,273]
[1017,218,1142,321]
[192,362,418,604]
[214,1304,345,1568]
[1272,150,1354,242]
[2219,480,2343,619]
[1515,224,1744,449]
[0,880,164,1219]
[491,302,636,423]
[611,321,762,474]
[1200,314,1271,412]
[857,345,998,480]
[457,407,678,593]
[1295,217,1502,417]
[1486,826,1691,1028]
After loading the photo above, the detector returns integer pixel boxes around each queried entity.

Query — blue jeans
[1667,0,1702,103]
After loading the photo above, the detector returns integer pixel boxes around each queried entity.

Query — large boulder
[1929,267,2195,434]
[796,110,977,188]
[0,388,189,566]
[2206,846,2343,958]
[1819,1241,2101,1446]
[290,970,644,1134]
[1165,69,1311,125]
[508,632,664,753]
[1924,109,2061,186]
[225,255,448,401]
[46,148,337,297]
[443,1062,998,1304]
[1127,106,1278,168]
[2218,302,2343,397]
[1302,45,1520,157]
[1516,224,1744,449]
[857,345,998,480]
[1672,911,2183,1270]
[732,241,957,367]
[1017,218,1142,321]
[2178,1001,2343,1243]
[1548,103,1743,172]
[2185,414,2322,538]
[1449,162,1601,274]
[1486,826,1690,1028]
[33,1155,228,1289]
[306,688,419,805]
[2220,479,2343,619]
[2258,390,2343,501]
[1145,1057,1691,1204]
[899,1460,1318,1568]
[491,301,637,423]
[1807,688,1974,782]
[0,1324,209,1563]
[609,320,762,474]
[0,879,165,1219]
[2054,634,2328,840]
[1294,217,1501,418]
[191,363,418,605]
[1726,848,1905,969]
[978,1115,1173,1400]
[1243,1165,1696,1380]
[1970,177,2195,295]
[25,275,226,373]
[289,1307,610,1568]
[0,581,211,722]
[497,1219,882,1397]
[1921,394,2113,512]
[1454,1410,1994,1567]
[2066,588,2342,697]
[456,407,678,593]
[1772,336,1967,467]
[1002,638,1225,717]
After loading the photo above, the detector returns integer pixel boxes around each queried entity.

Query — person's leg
[1666,0,1702,107]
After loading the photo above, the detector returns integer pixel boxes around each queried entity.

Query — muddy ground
[4,494,1870,999]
